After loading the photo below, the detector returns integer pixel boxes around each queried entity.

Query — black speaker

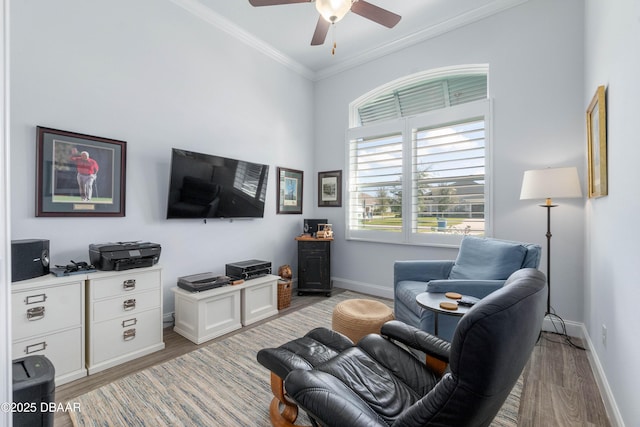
[303,219,327,236]
[11,239,50,282]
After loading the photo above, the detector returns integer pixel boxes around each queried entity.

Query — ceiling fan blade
[350,1,401,28]
[311,16,330,46]
[249,0,310,6]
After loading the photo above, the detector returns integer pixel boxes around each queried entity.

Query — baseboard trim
[541,315,583,338]
[332,277,393,299]
[578,324,625,427]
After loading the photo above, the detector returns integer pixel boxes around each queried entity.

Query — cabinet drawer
[299,241,330,251]
[12,282,82,340]
[90,269,161,300]
[92,289,160,322]
[91,308,162,364]
[12,327,84,380]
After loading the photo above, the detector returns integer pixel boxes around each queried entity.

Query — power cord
[542,308,586,351]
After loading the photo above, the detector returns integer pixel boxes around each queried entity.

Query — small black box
[303,219,327,236]
[11,239,50,282]
[13,355,55,427]
[225,259,271,280]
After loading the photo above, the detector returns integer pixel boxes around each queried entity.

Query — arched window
[347,65,490,246]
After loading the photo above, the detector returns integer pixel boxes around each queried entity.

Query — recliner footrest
[257,327,354,427]
[257,327,353,379]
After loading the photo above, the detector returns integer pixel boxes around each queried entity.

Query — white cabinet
[241,275,279,325]
[85,266,165,374]
[12,276,86,385]
[172,274,279,344]
[172,285,242,345]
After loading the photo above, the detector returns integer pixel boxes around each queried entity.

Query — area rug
[68,291,521,426]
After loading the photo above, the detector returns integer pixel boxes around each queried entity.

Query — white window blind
[347,67,490,245]
[357,75,487,126]
[348,131,403,232]
[413,119,486,235]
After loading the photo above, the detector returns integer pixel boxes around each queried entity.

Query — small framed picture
[586,85,607,198]
[36,127,127,217]
[318,170,342,207]
[277,167,303,214]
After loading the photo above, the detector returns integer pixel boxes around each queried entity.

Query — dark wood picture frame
[277,167,303,214]
[36,126,127,217]
[318,170,342,207]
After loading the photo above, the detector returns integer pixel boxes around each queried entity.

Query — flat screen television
[166,148,269,219]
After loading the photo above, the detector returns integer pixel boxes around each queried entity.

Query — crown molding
[168,0,315,80]
[314,0,529,80]
[169,0,528,82]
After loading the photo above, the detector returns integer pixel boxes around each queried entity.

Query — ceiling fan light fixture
[315,0,352,23]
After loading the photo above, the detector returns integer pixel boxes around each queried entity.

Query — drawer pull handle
[26,306,45,321]
[122,318,137,328]
[123,299,136,310]
[25,294,47,305]
[123,328,136,341]
[25,342,47,354]
[123,279,136,291]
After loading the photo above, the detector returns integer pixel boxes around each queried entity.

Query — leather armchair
[394,236,541,341]
[280,268,547,427]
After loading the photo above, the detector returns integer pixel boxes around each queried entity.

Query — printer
[89,241,161,271]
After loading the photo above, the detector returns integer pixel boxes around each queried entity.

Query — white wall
[314,0,586,322]
[9,0,314,315]
[584,0,640,425]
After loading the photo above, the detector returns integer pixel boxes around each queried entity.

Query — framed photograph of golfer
[318,170,342,207]
[276,167,303,214]
[36,126,127,217]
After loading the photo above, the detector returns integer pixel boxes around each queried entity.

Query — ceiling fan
[248,0,401,51]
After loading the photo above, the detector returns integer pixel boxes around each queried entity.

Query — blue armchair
[394,236,541,341]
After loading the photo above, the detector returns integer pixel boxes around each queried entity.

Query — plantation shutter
[348,131,403,231]
[413,118,486,234]
[357,75,487,125]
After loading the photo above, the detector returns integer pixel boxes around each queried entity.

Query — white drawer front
[91,308,161,364]
[90,269,161,300]
[12,327,84,379]
[92,289,160,322]
[12,282,82,340]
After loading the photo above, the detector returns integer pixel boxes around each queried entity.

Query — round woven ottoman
[332,299,394,343]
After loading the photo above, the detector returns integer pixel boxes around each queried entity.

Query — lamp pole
[541,202,556,315]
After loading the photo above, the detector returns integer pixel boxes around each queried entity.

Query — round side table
[415,293,475,337]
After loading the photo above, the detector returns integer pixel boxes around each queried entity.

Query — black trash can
[12,355,55,427]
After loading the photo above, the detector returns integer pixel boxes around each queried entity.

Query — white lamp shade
[316,0,352,23]
[520,167,583,201]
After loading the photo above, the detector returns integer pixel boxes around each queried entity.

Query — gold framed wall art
[586,85,607,198]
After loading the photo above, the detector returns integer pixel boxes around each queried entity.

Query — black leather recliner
[259,268,547,427]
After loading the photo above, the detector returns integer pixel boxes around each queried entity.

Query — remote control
[458,297,479,307]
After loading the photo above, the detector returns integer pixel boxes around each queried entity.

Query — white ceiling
[170,0,527,80]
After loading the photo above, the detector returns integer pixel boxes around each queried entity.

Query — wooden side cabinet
[296,237,332,296]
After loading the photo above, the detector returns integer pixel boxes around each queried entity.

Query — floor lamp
[519,167,582,315]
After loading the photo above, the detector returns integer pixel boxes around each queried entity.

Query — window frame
[346,84,492,247]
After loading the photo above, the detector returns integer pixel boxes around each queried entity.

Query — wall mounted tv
[166,148,269,219]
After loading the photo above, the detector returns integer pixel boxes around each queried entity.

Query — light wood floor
[53,291,610,427]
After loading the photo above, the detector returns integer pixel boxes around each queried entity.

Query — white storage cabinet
[12,275,87,385]
[172,274,278,344]
[85,266,165,374]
